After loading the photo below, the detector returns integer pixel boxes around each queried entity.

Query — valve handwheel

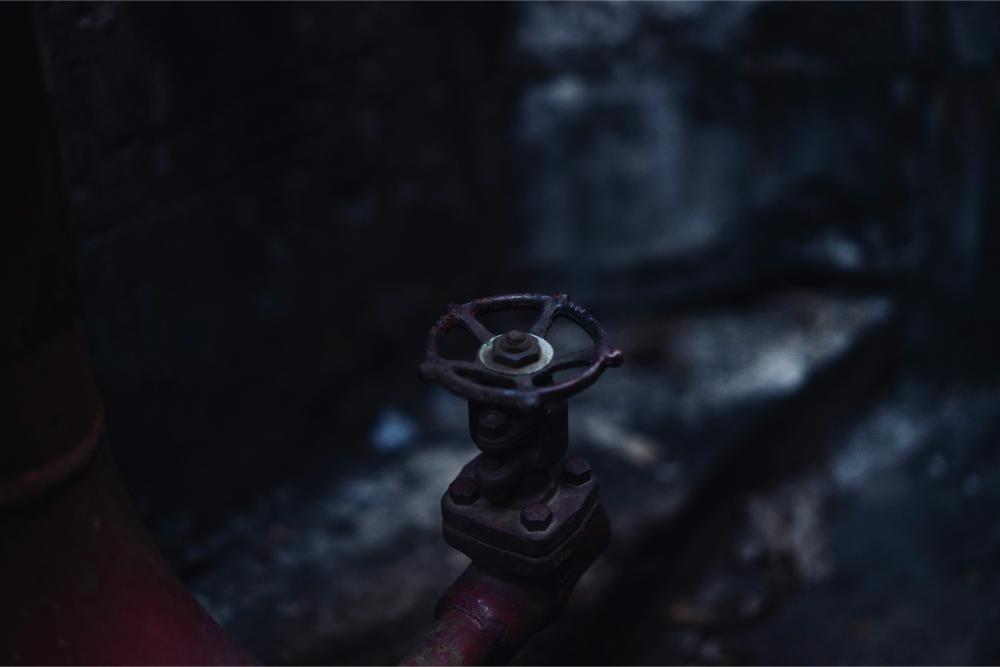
[419,292,621,577]
[420,293,624,411]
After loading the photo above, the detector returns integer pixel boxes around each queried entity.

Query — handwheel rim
[421,293,623,410]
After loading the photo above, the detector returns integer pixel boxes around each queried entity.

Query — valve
[420,294,622,577]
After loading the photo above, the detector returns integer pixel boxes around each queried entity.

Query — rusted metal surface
[402,565,552,667]
[420,294,623,411]
[424,295,621,577]
[442,454,602,576]
[409,294,621,664]
[402,508,611,666]
[0,442,260,666]
[1,323,104,507]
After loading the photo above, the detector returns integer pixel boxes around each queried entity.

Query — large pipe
[0,7,256,664]
[401,565,555,667]
[401,509,610,666]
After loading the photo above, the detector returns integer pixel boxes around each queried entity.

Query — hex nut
[562,458,592,485]
[520,502,553,531]
[500,330,529,349]
[493,330,541,369]
[448,477,479,505]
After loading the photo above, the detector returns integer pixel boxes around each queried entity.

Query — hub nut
[448,477,479,505]
[563,458,592,485]
[493,330,541,369]
[520,502,553,531]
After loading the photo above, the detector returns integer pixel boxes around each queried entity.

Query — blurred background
[31,2,1000,664]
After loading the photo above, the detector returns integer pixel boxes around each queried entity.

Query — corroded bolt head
[493,330,541,368]
[520,502,553,531]
[563,458,592,485]
[448,477,479,505]
[499,329,529,351]
[477,409,509,438]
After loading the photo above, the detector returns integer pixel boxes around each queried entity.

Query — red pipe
[0,423,259,665]
[401,565,555,667]
[401,509,610,666]
[0,322,257,665]
[0,8,256,664]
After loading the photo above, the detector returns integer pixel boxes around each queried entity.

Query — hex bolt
[520,502,553,531]
[448,477,479,505]
[562,458,592,485]
[499,330,529,352]
[477,409,509,438]
[493,330,541,369]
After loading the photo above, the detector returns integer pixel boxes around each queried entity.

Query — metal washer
[477,333,554,375]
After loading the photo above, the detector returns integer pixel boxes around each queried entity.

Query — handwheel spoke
[530,297,561,337]
[455,308,494,343]
[545,346,597,373]
[425,293,618,408]
[448,359,487,376]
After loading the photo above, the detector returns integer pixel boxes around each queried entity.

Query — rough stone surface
[182,291,892,664]
[614,378,1000,665]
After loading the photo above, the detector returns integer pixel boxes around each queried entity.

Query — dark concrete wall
[32,0,1000,570]
[35,2,521,530]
